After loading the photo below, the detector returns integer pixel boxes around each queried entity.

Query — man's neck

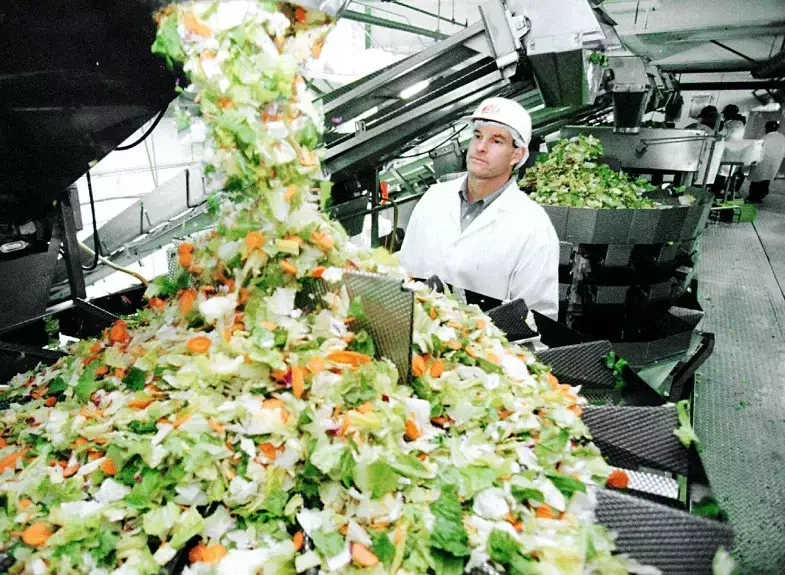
[466,172,511,203]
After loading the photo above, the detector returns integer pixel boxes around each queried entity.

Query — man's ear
[510,145,526,167]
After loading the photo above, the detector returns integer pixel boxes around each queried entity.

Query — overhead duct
[514,0,617,107]
[608,56,651,134]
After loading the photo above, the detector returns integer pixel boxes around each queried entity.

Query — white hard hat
[471,97,533,146]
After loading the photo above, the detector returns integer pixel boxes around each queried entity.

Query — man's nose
[475,138,488,153]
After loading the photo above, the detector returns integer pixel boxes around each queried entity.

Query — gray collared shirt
[458,177,514,232]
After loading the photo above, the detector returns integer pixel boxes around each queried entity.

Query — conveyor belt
[693,182,785,574]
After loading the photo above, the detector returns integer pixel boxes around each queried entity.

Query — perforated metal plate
[538,340,616,388]
[486,299,537,342]
[583,406,688,475]
[344,271,414,383]
[623,467,680,500]
[300,270,414,383]
[596,488,733,575]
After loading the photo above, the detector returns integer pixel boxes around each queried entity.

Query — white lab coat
[399,176,560,319]
[749,131,785,182]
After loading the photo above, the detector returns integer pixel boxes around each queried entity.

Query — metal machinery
[0,1,735,571]
[550,126,715,371]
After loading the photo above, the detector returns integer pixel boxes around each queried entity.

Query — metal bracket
[74,298,119,326]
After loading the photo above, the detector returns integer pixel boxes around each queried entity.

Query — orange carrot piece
[568,405,583,417]
[404,416,421,441]
[0,448,30,473]
[0,438,7,448]
[109,320,130,344]
[535,504,555,520]
[180,289,197,315]
[311,231,335,252]
[280,259,298,275]
[311,266,326,279]
[45,396,57,408]
[148,297,166,311]
[128,399,153,409]
[338,413,351,436]
[19,499,32,510]
[356,401,374,414]
[187,336,212,354]
[183,12,212,37]
[292,531,304,551]
[174,412,192,428]
[606,469,629,489]
[260,321,277,331]
[258,442,277,459]
[178,242,195,255]
[291,366,305,399]
[351,543,379,567]
[246,231,265,250]
[208,418,225,435]
[179,251,193,268]
[546,372,560,390]
[307,355,325,374]
[486,352,501,364]
[411,355,426,378]
[294,6,308,23]
[447,340,462,350]
[95,365,109,376]
[326,351,372,366]
[100,459,117,476]
[63,464,79,478]
[21,522,53,547]
[284,185,297,203]
[429,359,445,378]
[476,319,486,329]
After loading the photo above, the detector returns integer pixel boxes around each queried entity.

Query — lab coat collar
[454,178,520,242]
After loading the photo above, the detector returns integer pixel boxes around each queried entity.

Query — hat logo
[481,104,500,114]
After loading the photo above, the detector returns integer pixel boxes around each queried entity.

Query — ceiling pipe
[678,81,784,91]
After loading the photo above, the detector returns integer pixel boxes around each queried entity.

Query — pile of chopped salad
[521,136,657,210]
[0,3,656,575]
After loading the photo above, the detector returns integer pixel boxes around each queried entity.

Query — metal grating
[538,340,616,388]
[693,193,785,574]
[486,299,537,342]
[583,406,688,475]
[595,488,733,575]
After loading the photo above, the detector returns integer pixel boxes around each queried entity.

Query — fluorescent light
[400,80,430,100]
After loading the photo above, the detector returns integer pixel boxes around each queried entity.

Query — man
[399,97,559,319]
[748,121,785,203]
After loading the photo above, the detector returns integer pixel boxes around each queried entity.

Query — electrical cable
[77,241,149,287]
[81,170,101,272]
[115,109,167,151]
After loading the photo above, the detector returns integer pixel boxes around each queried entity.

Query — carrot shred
[429,359,445,378]
[258,442,277,460]
[307,355,325,374]
[411,355,426,378]
[148,297,166,311]
[404,416,421,441]
[546,372,560,390]
[100,458,117,476]
[183,12,212,37]
[128,399,153,409]
[486,352,501,364]
[326,351,372,367]
[356,401,374,414]
[280,259,298,275]
[310,231,335,252]
[311,266,326,279]
[109,320,130,344]
[292,531,304,551]
[19,499,32,510]
[180,289,198,315]
[208,418,225,435]
[291,366,305,399]
[351,543,379,567]
[535,504,555,519]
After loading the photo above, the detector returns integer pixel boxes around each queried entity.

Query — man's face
[467,123,525,180]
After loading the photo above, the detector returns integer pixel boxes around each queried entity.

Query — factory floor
[694,179,785,574]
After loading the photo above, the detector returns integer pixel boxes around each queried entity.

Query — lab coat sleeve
[508,222,560,319]
[398,197,424,277]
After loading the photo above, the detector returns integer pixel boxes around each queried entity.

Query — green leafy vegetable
[429,485,470,557]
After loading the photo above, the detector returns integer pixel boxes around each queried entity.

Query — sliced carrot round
[606,469,629,489]
[411,355,426,378]
[21,522,53,547]
[246,231,265,250]
[187,336,212,354]
[351,543,379,567]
